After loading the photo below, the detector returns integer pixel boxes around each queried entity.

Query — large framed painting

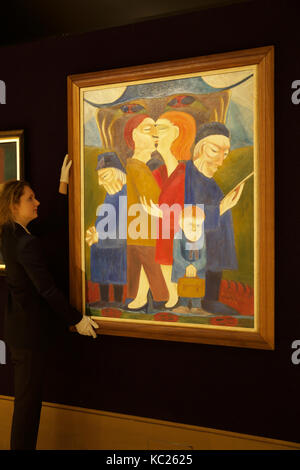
[68,46,274,349]
[0,130,24,272]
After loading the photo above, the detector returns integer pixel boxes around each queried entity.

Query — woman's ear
[194,140,206,161]
[10,202,18,219]
[173,125,180,140]
[132,128,137,141]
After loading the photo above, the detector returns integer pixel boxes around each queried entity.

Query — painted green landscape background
[83,144,254,288]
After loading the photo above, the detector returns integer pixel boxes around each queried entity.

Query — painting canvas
[68,47,274,348]
[0,130,24,271]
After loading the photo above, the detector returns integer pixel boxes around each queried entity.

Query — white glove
[75,316,99,339]
[60,154,72,184]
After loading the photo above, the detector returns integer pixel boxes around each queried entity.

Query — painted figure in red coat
[141,111,196,307]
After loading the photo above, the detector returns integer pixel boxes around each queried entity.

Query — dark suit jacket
[1,222,82,351]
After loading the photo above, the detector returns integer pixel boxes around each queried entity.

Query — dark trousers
[99,284,123,303]
[204,270,222,300]
[10,347,46,450]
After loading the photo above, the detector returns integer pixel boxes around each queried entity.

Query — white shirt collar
[15,222,31,234]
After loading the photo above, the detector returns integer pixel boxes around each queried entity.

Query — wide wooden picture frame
[68,46,274,349]
[0,129,24,272]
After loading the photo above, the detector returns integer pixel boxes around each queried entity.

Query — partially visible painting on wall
[0,130,24,272]
[68,46,274,349]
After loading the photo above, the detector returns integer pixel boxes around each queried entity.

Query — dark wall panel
[0,0,300,444]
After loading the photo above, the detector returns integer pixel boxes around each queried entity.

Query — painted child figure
[172,205,206,312]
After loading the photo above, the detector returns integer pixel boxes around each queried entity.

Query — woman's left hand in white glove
[75,316,99,339]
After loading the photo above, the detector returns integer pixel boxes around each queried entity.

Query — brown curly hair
[0,179,30,237]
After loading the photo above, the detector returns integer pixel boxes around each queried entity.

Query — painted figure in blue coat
[86,152,127,306]
[172,205,206,310]
[184,122,245,315]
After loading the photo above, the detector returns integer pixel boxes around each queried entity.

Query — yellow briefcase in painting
[177,276,205,298]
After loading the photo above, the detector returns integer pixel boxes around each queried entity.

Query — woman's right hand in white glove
[75,316,99,339]
[59,154,73,195]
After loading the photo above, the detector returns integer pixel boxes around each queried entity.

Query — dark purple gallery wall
[0,0,300,443]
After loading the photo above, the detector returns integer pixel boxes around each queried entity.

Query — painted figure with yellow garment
[124,114,169,311]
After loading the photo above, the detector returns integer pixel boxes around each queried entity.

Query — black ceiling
[0,0,250,47]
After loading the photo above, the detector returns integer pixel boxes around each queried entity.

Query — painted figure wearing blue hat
[86,152,127,305]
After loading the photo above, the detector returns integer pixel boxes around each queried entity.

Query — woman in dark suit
[0,163,98,450]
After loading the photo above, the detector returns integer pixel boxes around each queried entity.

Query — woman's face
[155,118,179,153]
[132,117,157,153]
[12,186,40,226]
